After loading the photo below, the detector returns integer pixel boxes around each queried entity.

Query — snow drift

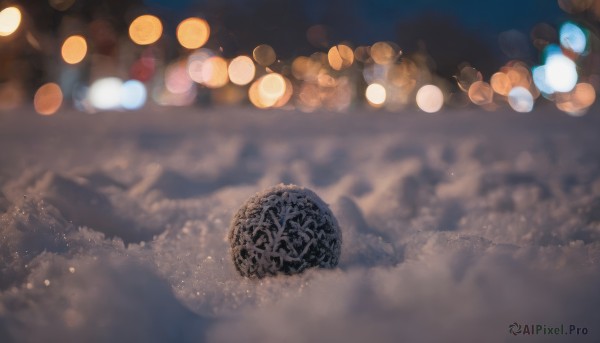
[1,106,599,342]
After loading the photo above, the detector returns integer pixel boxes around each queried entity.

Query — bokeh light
[0,7,22,37]
[34,83,63,116]
[273,77,293,108]
[504,63,533,90]
[556,82,596,116]
[258,73,286,105]
[468,81,494,105]
[165,61,193,94]
[365,83,386,107]
[370,42,397,65]
[249,73,287,108]
[129,15,162,45]
[253,44,276,67]
[120,80,147,110]
[559,21,587,54]
[292,54,323,82]
[248,81,267,109]
[457,66,483,92]
[532,66,554,95]
[176,18,210,50]
[187,49,214,84]
[328,44,354,71]
[61,35,87,65]
[228,56,255,86]
[0,6,597,116]
[490,72,512,96]
[354,46,371,63]
[545,52,578,93]
[508,86,534,112]
[88,77,123,110]
[416,85,444,113]
[201,56,229,88]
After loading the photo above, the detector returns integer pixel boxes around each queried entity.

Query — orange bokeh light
[249,73,288,108]
[61,35,87,64]
[176,18,210,49]
[490,72,512,96]
[370,42,397,65]
[468,81,494,105]
[34,83,63,115]
[328,44,354,71]
[202,56,229,88]
[129,15,162,45]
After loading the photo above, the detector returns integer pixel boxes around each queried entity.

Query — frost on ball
[229,184,342,278]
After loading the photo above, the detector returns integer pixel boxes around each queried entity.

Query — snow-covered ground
[1,105,599,342]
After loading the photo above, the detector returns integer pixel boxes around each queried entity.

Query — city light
[468,81,494,106]
[61,35,87,64]
[129,15,163,45]
[201,57,229,88]
[544,52,578,93]
[34,83,63,115]
[0,7,21,36]
[258,73,286,105]
[253,44,276,67]
[508,87,534,113]
[365,83,386,107]
[328,44,354,71]
[88,78,123,110]
[120,80,147,110]
[370,42,397,65]
[228,56,256,86]
[0,5,595,115]
[176,18,210,49]
[416,85,443,113]
[490,72,511,96]
[559,21,587,54]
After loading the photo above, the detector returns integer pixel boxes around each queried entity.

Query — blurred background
[0,0,598,115]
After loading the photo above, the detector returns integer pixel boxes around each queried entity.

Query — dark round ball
[229,184,342,278]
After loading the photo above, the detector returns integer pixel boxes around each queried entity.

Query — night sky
[144,0,566,41]
[142,0,568,75]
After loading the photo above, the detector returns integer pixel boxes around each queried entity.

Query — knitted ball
[229,184,342,278]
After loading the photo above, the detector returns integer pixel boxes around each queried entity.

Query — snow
[1,105,599,342]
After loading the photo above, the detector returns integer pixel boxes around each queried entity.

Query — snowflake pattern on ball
[229,184,342,278]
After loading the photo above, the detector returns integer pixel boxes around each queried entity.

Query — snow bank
[1,107,599,342]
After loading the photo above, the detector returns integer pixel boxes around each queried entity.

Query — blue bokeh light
[508,86,534,113]
[120,80,147,110]
[560,22,587,55]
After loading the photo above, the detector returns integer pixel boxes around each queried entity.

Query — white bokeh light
[88,77,123,110]
[508,86,534,113]
[365,83,386,107]
[416,85,444,113]
[545,53,578,93]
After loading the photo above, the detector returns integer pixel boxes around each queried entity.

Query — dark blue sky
[145,0,566,42]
